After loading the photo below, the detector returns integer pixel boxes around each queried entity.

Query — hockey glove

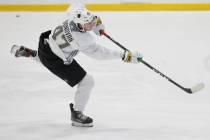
[93,16,105,36]
[122,51,143,63]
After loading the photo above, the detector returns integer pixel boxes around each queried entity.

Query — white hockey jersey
[47,2,123,65]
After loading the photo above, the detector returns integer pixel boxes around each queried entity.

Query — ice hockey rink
[0,11,210,140]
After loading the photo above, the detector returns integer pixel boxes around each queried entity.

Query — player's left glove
[122,51,143,63]
[93,16,105,36]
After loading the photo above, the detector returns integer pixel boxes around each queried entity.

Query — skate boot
[69,103,93,127]
[10,45,37,57]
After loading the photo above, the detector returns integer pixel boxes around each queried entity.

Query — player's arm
[81,43,123,60]
[81,42,143,63]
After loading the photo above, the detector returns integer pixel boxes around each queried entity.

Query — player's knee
[86,74,95,88]
[80,74,95,88]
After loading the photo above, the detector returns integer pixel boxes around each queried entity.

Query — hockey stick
[100,31,205,94]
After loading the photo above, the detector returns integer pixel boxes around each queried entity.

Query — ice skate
[69,103,93,127]
[10,45,37,57]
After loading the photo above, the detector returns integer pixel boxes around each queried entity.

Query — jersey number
[52,26,69,49]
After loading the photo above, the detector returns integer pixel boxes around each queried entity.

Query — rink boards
[0,3,210,12]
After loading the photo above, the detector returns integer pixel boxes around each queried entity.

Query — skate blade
[71,121,93,127]
[10,45,21,57]
[10,45,19,55]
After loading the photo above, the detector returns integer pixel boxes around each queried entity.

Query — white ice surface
[0,11,210,140]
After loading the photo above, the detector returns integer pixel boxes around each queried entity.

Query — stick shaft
[102,31,192,93]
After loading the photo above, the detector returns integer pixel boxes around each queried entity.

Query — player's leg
[41,62,94,127]
[10,45,41,63]
[70,74,94,127]
[74,74,94,112]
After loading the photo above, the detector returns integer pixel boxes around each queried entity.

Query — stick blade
[190,83,205,93]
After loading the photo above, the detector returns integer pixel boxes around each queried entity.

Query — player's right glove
[93,16,105,36]
[122,51,143,63]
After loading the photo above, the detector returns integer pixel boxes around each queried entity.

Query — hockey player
[10,4,143,127]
